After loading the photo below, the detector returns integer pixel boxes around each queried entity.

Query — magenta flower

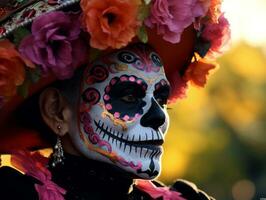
[11,151,66,200]
[202,13,231,58]
[136,180,186,200]
[19,11,88,80]
[145,0,209,44]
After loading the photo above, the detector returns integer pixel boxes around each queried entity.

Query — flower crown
[0,0,231,108]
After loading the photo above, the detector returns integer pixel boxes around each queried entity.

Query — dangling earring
[51,125,65,167]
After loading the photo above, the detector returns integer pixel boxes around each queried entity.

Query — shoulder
[132,179,215,200]
[171,179,216,200]
[0,166,39,200]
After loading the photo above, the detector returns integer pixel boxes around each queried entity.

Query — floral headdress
[0,0,231,110]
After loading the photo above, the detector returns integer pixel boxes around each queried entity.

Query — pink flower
[19,11,88,80]
[145,0,209,44]
[135,180,186,200]
[11,151,66,200]
[202,13,231,58]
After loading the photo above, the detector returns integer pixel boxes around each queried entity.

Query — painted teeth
[144,149,149,158]
[95,120,163,143]
[123,143,127,152]
[129,145,132,153]
[93,120,163,159]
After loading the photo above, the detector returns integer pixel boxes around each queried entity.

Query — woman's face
[69,44,170,179]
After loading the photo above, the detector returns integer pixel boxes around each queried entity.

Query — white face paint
[69,44,170,179]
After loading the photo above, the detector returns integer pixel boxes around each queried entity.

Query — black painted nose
[140,98,166,130]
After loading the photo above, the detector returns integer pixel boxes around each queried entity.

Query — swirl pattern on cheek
[82,88,100,105]
[86,64,109,85]
[79,111,142,170]
[81,112,98,144]
[80,112,112,152]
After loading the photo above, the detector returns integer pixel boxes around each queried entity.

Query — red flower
[0,40,31,98]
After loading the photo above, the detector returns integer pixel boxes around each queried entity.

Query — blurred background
[1,0,265,200]
[159,0,266,200]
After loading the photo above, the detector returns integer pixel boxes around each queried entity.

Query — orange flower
[207,0,222,23]
[184,58,218,87]
[80,0,141,50]
[0,40,28,98]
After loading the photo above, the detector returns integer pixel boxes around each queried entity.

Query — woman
[0,0,230,199]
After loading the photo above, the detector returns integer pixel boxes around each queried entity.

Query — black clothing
[0,153,215,200]
[0,166,39,200]
[49,153,136,200]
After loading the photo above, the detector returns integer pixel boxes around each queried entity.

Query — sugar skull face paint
[70,44,170,179]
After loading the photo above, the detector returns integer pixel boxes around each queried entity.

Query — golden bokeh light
[223,0,266,47]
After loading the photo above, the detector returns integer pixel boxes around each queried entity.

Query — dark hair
[15,66,84,148]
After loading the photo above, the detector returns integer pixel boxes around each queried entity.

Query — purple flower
[19,11,88,80]
[145,0,209,44]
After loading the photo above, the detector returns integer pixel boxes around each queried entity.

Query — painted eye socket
[150,52,162,66]
[118,51,138,64]
[120,94,137,103]
[104,76,147,119]
[154,79,170,107]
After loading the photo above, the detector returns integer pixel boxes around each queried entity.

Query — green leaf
[13,27,30,46]
[16,68,41,99]
[17,80,30,98]
[27,67,41,83]
[89,48,101,61]
[137,26,148,43]
[138,1,151,21]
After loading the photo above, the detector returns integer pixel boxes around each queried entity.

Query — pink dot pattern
[103,75,148,122]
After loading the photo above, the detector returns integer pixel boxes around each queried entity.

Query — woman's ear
[39,88,72,136]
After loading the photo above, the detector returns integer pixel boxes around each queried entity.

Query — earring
[51,125,65,167]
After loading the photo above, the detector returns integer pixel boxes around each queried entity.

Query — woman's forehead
[91,44,166,76]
